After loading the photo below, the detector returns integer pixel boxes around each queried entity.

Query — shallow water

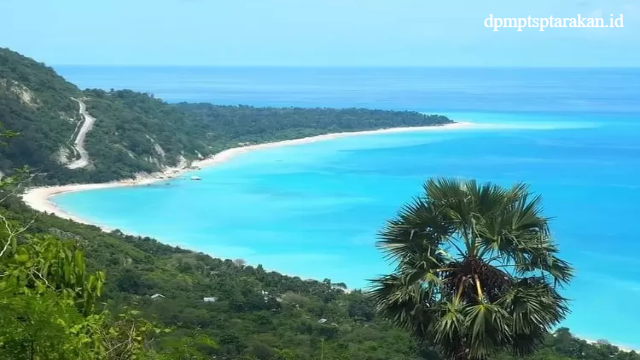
[54,66,640,347]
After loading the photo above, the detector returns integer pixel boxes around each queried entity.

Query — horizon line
[51,64,640,70]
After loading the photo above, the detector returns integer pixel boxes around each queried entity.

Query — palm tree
[370,178,573,360]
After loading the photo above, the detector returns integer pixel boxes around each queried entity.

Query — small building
[318,318,327,324]
[203,297,218,302]
[150,293,165,300]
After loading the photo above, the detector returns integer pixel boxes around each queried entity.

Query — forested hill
[0,47,452,185]
[1,197,638,360]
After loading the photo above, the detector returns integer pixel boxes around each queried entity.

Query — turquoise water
[53,67,640,347]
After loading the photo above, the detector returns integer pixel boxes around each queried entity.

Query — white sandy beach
[21,121,640,350]
[21,122,477,229]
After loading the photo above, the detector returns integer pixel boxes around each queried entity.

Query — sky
[1,0,639,67]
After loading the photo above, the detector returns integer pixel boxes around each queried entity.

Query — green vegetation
[0,143,165,358]
[0,48,638,359]
[0,47,451,185]
[81,89,451,183]
[1,178,639,359]
[1,195,424,360]
[0,49,80,177]
[0,232,162,359]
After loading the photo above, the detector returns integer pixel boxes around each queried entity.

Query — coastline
[19,121,640,350]
[21,122,475,230]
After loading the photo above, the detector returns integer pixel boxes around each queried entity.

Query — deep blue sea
[54,66,640,347]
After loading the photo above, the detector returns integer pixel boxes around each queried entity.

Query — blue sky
[1,0,639,66]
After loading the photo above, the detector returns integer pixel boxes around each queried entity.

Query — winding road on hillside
[67,98,95,169]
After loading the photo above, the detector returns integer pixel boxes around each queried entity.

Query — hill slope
[2,192,638,360]
[0,48,452,185]
[0,48,81,175]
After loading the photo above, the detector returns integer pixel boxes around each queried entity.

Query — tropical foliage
[1,195,422,360]
[0,172,166,359]
[0,179,637,359]
[0,47,638,359]
[371,178,574,360]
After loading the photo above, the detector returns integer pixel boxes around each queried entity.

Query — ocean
[53,66,640,347]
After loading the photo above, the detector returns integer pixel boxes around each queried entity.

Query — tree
[0,138,163,358]
[154,329,218,359]
[234,258,247,268]
[0,211,162,359]
[370,178,574,360]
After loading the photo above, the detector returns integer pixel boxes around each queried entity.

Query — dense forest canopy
[0,47,637,359]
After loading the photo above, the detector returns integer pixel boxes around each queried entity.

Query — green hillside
[0,47,452,185]
[0,48,81,174]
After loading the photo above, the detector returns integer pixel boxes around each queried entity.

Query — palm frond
[463,303,512,360]
[497,278,570,335]
[369,273,435,339]
[377,197,453,263]
[433,298,468,359]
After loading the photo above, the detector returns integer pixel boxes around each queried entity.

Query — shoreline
[21,122,476,230]
[20,121,640,350]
